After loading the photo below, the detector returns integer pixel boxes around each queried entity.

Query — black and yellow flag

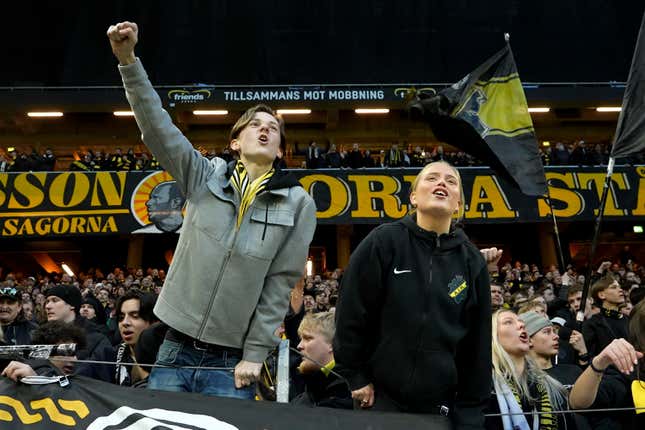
[612,10,645,159]
[409,44,547,196]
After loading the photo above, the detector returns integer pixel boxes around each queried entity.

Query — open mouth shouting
[432,187,449,199]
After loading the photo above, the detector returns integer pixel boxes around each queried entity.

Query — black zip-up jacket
[333,215,491,429]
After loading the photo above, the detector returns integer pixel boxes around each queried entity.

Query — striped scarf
[230,161,274,229]
[510,379,558,430]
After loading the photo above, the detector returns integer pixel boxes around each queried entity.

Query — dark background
[3,0,643,86]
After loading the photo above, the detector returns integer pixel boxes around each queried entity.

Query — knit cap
[519,311,551,337]
[46,285,82,314]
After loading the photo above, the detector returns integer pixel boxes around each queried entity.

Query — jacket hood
[400,214,469,250]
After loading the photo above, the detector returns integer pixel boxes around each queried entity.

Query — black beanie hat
[81,294,107,325]
[46,285,82,314]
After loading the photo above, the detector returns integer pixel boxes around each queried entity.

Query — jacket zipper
[196,207,240,340]
[407,235,440,394]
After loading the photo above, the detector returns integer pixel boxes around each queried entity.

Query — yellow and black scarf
[230,161,274,229]
[510,380,558,430]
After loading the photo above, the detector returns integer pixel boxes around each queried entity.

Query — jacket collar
[225,159,301,192]
[400,214,467,250]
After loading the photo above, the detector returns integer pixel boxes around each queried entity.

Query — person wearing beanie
[520,311,595,429]
[45,285,82,323]
[80,294,107,326]
[45,284,115,382]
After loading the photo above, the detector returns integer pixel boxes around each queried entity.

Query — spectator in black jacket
[345,143,363,168]
[114,289,158,387]
[570,299,645,430]
[325,144,342,168]
[383,143,405,167]
[45,284,116,382]
[334,161,493,429]
[40,148,56,171]
[306,141,321,169]
[0,286,37,345]
[582,275,629,357]
[291,312,351,409]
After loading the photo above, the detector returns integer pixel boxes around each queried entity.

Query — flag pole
[543,192,566,273]
[576,156,615,322]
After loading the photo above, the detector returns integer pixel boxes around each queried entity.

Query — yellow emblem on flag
[452,73,535,139]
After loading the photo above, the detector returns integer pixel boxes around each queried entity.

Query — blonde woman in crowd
[335,161,494,429]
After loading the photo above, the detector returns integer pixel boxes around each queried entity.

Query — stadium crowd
[0,247,643,428]
[1,139,642,173]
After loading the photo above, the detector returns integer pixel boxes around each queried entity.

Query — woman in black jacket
[333,161,492,430]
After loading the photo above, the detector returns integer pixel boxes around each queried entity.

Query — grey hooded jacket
[119,59,317,362]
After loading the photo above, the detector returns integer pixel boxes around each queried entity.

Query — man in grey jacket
[107,21,317,399]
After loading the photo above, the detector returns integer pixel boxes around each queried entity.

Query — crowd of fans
[297,139,642,169]
[0,247,644,427]
[1,139,641,173]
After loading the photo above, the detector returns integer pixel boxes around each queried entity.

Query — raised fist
[107,21,138,65]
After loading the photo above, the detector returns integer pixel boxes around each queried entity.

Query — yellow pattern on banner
[31,398,76,426]
[58,399,90,418]
[0,396,90,425]
[0,395,42,423]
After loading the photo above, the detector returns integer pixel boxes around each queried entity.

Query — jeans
[147,338,255,400]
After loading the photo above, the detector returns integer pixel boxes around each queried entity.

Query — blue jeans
[147,338,255,400]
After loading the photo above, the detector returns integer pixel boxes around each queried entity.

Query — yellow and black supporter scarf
[510,380,558,430]
[230,160,275,229]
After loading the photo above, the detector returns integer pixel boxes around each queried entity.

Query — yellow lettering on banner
[35,218,51,235]
[0,395,42,424]
[631,167,645,216]
[70,216,87,233]
[91,171,127,206]
[30,398,76,426]
[8,173,46,209]
[88,217,101,231]
[1,216,119,236]
[349,175,407,218]
[577,172,628,216]
[50,172,90,208]
[53,217,70,234]
[17,219,34,235]
[537,172,584,218]
[299,174,350,218]
[103,216,118,232]
[465,176,515,219]
[0,174,8,206]
[2,219,18,236]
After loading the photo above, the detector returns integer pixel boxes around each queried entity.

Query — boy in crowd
[292,312,351,409]
[107,21,316,399]
[114,289,158,387]
[45,285,115,381]
[583,276,629,356]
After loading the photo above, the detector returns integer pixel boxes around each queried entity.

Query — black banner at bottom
[0,376,446,429]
